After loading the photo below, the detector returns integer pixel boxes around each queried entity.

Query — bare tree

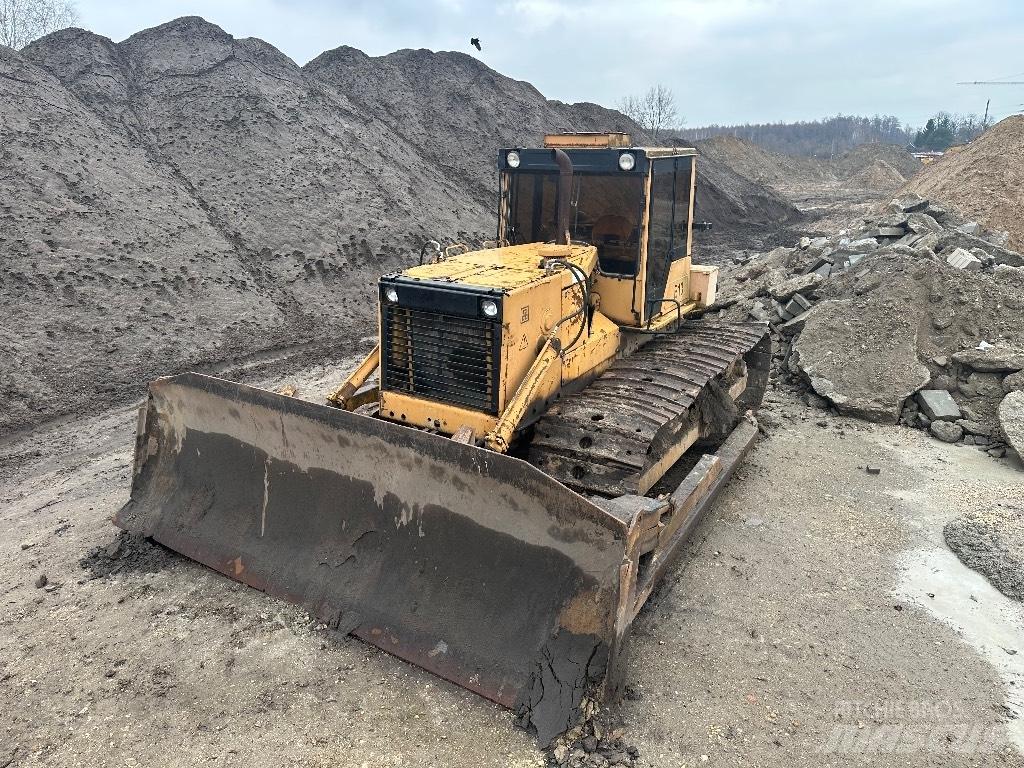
[617,85,681,139]
[0,0,78,50]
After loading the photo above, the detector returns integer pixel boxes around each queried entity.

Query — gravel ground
[2,379,1022,767]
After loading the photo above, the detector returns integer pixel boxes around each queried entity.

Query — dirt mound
[308,48,798,239]
[694,134,831,188]
[833,142,921,180]
[305,46,635,211]
[902,115,1024,251]
[689,151,800,236]
[694,135,921,196]
[846,159,908,190]
[0,38,279,435]
[2,17,801,435]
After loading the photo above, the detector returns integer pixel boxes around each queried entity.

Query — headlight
[384,287,399,303]
[480,299,499,318]
[618,152,636,171]
[506,151,521,169]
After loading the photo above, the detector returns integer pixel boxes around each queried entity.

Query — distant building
[910,150,945,165]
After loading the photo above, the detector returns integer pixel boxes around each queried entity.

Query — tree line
[673,112,991,156]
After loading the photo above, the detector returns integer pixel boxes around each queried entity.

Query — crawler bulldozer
[116,133,770,744]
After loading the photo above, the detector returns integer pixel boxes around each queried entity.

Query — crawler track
[527,323,771,497]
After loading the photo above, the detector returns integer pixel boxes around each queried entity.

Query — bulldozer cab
[497,133,698,326]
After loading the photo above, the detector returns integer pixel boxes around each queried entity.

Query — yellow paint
[327,345,380,408]
[351,143,725,450]
[380,391,500,435]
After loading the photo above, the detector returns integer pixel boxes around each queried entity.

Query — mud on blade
[116,373,630,744]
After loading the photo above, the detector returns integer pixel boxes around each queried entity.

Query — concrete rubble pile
[710,192,1024,465]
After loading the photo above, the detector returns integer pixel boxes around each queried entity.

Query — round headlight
[618,152,636,171]
[481,299,499,318]
[385,287,399,303]
[506,151,521,169]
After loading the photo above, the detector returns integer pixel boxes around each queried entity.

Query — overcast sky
[75,0,1024,129]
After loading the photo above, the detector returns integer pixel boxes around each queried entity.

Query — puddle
[896,546,1024,752]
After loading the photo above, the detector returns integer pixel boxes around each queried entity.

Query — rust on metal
[115,363,763,745]
[116,373,628,745]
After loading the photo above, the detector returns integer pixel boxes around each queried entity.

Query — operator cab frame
[497,133,698,327]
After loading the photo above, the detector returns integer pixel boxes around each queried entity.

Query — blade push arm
[484,337,561,453]
[327,345,380,410]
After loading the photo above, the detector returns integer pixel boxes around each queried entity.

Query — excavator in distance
[116,133,770,745]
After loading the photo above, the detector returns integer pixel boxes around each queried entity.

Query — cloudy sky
[75,0,1024,129]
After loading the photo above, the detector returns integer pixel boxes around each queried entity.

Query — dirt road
[2,378,1022,767]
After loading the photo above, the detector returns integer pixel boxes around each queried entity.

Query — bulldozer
[116,133,770,745]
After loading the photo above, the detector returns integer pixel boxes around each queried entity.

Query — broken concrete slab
[876,226,906,238]
[1004,371,1024,393]
[785,293,813,316]
[793,298,930,424]
[768,273,822,302]
[748,304,769,322]
[937,230,1024,267]
[957,221,981,235]
[889,193,929,214]
[802,255,833,273]
[907,212,943,235]
[914,232,940,253]
[930,420,963,443]
[832,252,868,271]
[960,372,1006,399]
[778,311,810,337]
[925,203,948,222]
[957,419,994,437]
[840,237,879,253]
[917,390,961,422]
[877,213,910,229]
[953,345,1024,373]
[946,248,982,272]
[983,230,1010,248]
[998,391,1024,460]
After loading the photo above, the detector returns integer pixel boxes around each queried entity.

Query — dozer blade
[116,373,761,744]
[115,373,630,744]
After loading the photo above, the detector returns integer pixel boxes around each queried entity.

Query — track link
[527,322,770,497]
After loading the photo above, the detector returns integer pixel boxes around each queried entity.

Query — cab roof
[497,145,695,174]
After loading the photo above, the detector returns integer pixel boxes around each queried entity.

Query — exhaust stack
[552,148,573,245]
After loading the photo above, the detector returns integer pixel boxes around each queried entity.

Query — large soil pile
[902,115,1024,251]
[309,48,800,238]
[305,46,635,212]
[696,135,921,196]
[1,16,797,435]
[832,141,922,180]
[694,135,831,188]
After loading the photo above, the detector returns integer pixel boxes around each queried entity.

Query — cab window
[504,171,645,275]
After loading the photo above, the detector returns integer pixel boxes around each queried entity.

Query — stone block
[917,389,961,422]
[946,248,982,272]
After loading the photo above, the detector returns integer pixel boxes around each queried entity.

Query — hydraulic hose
[546,259,590,354]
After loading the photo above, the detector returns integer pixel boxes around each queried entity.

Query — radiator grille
[382,306,500,414]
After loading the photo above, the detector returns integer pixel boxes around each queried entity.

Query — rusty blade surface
[115,373,629,745]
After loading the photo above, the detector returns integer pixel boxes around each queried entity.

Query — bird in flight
[470,37,481,51]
